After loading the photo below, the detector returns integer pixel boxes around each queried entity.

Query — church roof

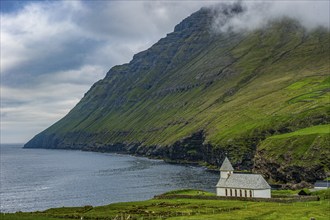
[220,157,234,171]
[314,181,329,188]
[216,173,271,189]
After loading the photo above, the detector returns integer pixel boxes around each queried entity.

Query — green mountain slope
[25,7,330,184]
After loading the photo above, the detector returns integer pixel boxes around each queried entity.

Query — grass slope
[1,189,329,220]
[268,124,329,139]
[258,125,330,168]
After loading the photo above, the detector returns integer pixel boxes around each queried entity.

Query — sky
[1,0,329,144]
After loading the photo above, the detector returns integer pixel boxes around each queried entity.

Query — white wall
[315,187,328,190]
[216,187,271,198]
[253,189,271,198]
[216,187,226,196]
[220,171,231,179]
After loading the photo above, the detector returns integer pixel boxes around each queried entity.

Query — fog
[210,1,330,33]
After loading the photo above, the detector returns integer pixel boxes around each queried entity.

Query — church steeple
[220,157,234,179]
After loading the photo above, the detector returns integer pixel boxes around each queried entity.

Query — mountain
[25,6,330,184]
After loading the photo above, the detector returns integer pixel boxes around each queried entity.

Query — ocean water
[0,144,218,213]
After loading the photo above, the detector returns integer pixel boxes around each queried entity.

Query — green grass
[0,215,73,220]
[269,124,330,139]
[257,125,330,167]
[1,189,329,220]
[271,189,301,196]
[161,189,215,196]
[311,189,330,200]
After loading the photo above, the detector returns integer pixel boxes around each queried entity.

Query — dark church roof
[314,181,329,188]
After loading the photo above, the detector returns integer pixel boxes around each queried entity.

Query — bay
[0,144,218,213]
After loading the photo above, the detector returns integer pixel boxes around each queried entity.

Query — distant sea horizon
[0,144,218,213]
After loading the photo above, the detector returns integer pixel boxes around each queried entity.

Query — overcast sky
[1,1,329,144]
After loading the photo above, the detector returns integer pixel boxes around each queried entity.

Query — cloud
[1,1,211,83]
[1,1,103,85]
[211,0,330,33]
[1,83,83,143]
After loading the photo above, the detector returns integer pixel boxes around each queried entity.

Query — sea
[0,144,218,213]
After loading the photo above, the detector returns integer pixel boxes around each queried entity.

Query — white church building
[216,157,271,198]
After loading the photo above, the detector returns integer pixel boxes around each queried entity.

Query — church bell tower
[220,157,234,179]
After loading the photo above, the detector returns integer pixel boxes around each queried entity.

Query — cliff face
[25,6,330,184]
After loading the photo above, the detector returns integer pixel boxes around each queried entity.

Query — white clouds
[1,1,210,81]
[0,68,94,143]
[0,63,107,143]
[211,0,330,33]
[1,1,84,78]
[1,83,82,143]
[38,65,107,85]
[269,0,330,29]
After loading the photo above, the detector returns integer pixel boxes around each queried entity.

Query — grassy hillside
[25,7,330,183]
[1,189,329,220]
[259,125,330,167]
[254,125,330,183]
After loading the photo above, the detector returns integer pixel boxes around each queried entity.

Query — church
[216,157,271,198]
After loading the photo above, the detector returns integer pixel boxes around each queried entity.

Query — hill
[25,6,330,184]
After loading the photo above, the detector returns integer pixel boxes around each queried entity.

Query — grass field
[257,124,330,168]
[1,189,329,220]
[269,124,330,139]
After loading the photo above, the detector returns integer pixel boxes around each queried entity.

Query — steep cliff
[25,6,330,184]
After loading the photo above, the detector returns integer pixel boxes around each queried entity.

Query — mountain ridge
[25,6,330,184]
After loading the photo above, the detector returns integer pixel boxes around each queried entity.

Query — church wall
[216,187,226,196]
[220,171,232,179]
[253,189,271,198]
[216,187,271,198]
